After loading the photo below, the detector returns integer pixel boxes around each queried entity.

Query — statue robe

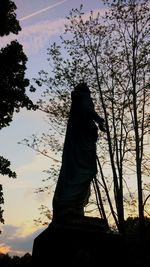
[52,89,104,219]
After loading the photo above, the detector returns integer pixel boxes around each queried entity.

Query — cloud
[20,0,67,21]
[0,17,67,55]
[20,19,66,54]
[0,8,106,55]
[0,245,10,254]
[0,224,45,256]
[16,154,54,174]
[0,0,69,54]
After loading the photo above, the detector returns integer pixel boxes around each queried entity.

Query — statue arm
[83,96,106,132]
[91,110,106,132]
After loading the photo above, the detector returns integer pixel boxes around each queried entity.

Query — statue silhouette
[52,83,106,223]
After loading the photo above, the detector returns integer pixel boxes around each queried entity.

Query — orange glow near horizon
[0,245,11,254]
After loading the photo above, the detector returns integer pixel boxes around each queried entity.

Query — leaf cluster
[0,0,21,37]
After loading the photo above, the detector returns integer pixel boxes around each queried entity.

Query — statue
[52,83,106,223]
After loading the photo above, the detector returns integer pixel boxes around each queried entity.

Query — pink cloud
[0,9,106,55]
[21,18,67,54]
[0,17,67,55]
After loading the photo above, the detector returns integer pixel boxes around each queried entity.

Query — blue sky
[0,0,105,256]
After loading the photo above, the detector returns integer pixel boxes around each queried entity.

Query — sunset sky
[0,0,105,256]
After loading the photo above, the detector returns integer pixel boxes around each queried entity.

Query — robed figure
[52,83,106,222]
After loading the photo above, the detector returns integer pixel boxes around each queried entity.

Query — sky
[0,0,106,256]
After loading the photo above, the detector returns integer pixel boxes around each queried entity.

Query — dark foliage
[125,217,150,266]
[0,0,21,37]
[0,157,16,178]
[0,253,32,267]
[0,40,37,130]
[0,0,37,226]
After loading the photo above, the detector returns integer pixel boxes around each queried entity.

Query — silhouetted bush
[0,253,32,267]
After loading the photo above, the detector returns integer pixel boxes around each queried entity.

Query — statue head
[74,83,90,93]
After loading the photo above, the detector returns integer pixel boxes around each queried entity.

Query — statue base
[32,217,125,267]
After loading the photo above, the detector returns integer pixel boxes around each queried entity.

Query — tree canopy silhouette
[0,0,21,36]
[0,0,37,228]
[0,40,36,129]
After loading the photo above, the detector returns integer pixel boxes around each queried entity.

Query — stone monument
[52,82,107,224]
[32,83,124,267]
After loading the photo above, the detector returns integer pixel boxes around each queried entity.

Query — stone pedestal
[32,219,125,267]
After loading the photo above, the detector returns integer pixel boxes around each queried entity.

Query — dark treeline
[0,253,32,267]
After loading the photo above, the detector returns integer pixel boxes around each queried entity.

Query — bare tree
[22,1,150,235]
